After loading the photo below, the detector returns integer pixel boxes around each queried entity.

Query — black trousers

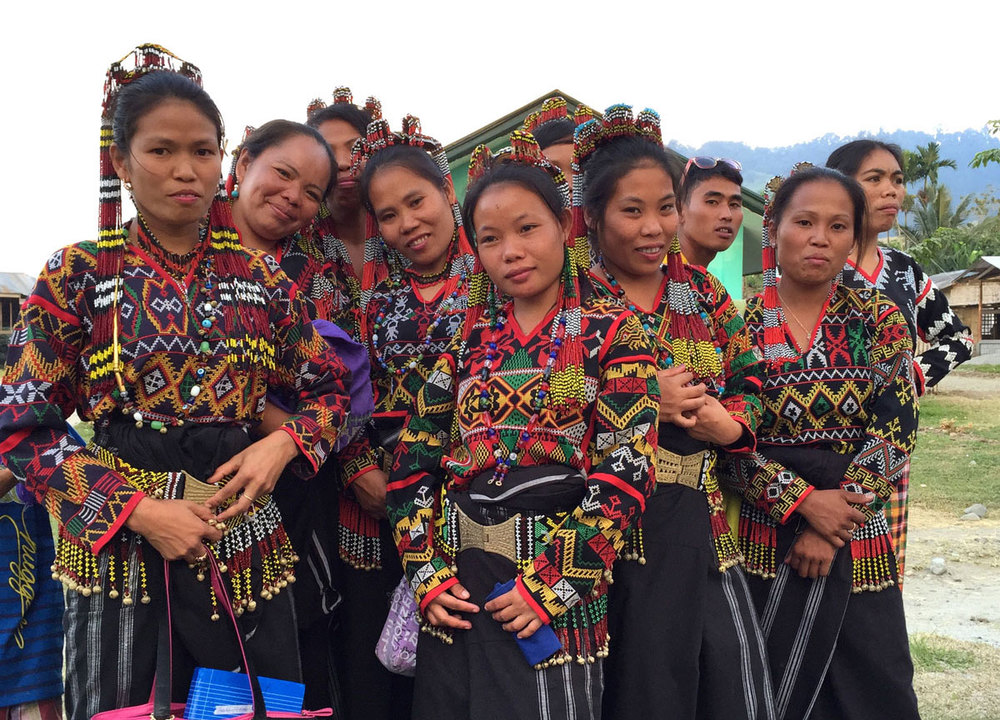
[604,485,776,720]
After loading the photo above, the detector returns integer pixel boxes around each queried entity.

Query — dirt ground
[903,506,1000,646]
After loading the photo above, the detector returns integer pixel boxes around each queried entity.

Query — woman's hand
[0,468,16,498]
[484,585,544,638]
[786,526,838,579]
[656,365,707,428]
[352,468,388,519]
[425,581,480,631]
[205,430,301,522]
[125,497,222,562]
[797,488,872,547]
[686,395,744,446]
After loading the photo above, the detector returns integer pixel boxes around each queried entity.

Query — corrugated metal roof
[930,269,965,291]
[0,271,34,296]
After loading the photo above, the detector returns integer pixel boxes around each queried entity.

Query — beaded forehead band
[468,130,571,211]
[522,96,596,137]
[306,86,383,123]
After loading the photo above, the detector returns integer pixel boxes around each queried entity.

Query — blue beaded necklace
[476,300,567,486]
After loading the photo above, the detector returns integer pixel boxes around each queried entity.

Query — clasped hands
[125,430,300,563]
[656,365,743,446]
[424,580,544,638]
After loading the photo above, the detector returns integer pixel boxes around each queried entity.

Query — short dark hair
[825,140,904,178]
[359,145,447,213]
[113,71,224,152]
[532,119,575,151]
[241,120,336,197]
[462,163,564,244]
[769,166,870,257]
[306,103,372,136]
[678,162,744,207]
[581,137,682,230]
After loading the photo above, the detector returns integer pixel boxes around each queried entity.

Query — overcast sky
[3,0,995,275]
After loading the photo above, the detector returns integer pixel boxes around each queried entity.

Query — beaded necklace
[136,212,204,277]
[597,254,725,393]
[112,221,221,433]
[476,301,568,486]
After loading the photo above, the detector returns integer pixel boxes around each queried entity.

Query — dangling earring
[123,180,133,198]
[229,182,239,200]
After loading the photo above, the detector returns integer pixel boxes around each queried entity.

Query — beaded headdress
[574,104,723,383]
[91,45,270,403]
[306,86,383,125]
[464,130,586,408]
[522,96,596,141]
[760,161,822,366]
[351,114,475,316]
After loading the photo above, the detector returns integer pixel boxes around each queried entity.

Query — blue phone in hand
[486,579,563,666]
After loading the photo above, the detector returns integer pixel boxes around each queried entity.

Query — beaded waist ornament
[433,489,611,667]
[52,445,297,617]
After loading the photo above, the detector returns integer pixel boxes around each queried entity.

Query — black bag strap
[153,549,269,720]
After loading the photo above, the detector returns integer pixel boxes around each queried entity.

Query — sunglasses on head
[683,156,743,175]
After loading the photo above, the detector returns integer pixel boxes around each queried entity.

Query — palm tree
[902,184,973,242]
[908,142,958,191]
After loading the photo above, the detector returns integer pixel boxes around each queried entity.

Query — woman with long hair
[387,130,659,718]
[726,165,920,719]
[827,139,972,583]
[0,45,350,720]
[579,105,774,719]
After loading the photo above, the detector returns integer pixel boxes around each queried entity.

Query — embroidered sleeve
[338,434,380,487]
[842,295,917,521]
[386,351,459,613]
[0,247,144,553]
[703,272,763,451]
[911,266,973,392]
[517,312,659,622]
[266,275,351,477]
[723,452,814,524]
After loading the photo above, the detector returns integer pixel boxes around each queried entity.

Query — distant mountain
[669,128,1000,201]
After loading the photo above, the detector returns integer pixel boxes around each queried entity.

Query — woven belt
[655,448,706,489]
[455,504,519,563]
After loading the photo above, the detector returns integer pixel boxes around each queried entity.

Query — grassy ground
[954,364,1000,375]
[912,634,1000,720]
[909,393,1000,511]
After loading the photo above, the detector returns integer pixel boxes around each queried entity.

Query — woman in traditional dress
[331,115,474,718]
[227,118,372,711]
[579,105,775,719]
[827,140,972,583]
[0,45,350,720]
[725,164,920,719]
[386,130,659,719]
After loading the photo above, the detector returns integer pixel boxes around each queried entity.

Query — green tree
[971,120,1000,169]
[907,142,958,191]
[902,184,974,242]
[908,215,1000,274]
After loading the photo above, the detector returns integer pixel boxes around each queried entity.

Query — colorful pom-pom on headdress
[522,96,596,137]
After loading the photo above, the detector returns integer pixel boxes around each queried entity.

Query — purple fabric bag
[375,578,419,677]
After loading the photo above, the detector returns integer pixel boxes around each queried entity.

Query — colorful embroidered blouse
[0,241,350,555]
[591,265,763,570]
[723,284,917,592]
[843,246,972,393]
[310,219,363,341]
[272,231,340,324]
[387,297,659,625]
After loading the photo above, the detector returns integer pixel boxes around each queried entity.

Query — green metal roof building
[444,90,764,300]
